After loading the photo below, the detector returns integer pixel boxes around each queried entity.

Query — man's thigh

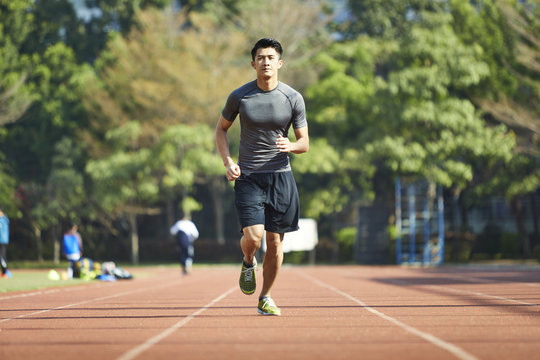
[234,174,266,228]
[264,172,300,233]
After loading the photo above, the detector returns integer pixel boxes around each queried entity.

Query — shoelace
[261,297,276,308]
[243,266,255,282]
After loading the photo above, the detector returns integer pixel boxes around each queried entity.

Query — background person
[62,223,83,279]
[170,217,199,274]
[0,208,11,278]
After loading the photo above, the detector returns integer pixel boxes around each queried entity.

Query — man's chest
[239,93,292,129]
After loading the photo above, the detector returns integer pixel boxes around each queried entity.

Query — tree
[0,0,175,261]
[306,6,516,262]
[0,0,35,217]
[450,0,540,257]
[344,0,448,39]
[0,154,17,215]
[205,0,334,91]
[32,138,85,263]
[83,8,250,260]
[86,121,220,264]
[20,0,172,64]
[0,0,34,125]
[451,0,540,144]
[86,122,161,265]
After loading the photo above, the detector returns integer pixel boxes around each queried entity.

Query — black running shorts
[234,171,300,234]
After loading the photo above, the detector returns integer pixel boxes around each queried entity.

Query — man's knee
[265,232,283,254]
[242,225,264,247]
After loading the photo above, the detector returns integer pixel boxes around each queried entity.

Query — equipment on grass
[74,257,101,280]
[74,258,132,280]
[47,269,60,281]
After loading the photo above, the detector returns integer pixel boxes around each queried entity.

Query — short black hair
[251,38,283,60]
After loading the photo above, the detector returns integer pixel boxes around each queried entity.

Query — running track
[1,265,539,360]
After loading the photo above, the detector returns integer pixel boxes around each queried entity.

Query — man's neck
[257,77,278,92]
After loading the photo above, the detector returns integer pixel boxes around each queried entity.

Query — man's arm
[276,126,309,154]
[215,115,241,181]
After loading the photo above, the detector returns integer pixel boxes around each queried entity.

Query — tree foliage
[452,0,540,143]
[0,0,538,263]
[82,7,251,260]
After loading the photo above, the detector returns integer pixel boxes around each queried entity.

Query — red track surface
[1,265,539,360]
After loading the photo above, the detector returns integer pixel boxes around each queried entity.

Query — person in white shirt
[170,217,199,274]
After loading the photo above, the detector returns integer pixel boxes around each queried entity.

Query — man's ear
[277,59,283,69]
[251,60,256,69]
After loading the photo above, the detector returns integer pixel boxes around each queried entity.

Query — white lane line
[441,273,540,287]
[463,276,538,288]
[384,278,539,306]
[0,277,183,324]
[0,283,112,301]
[302,273,478,360]
[116,286,236,360]
[0,288,61,300]
[425,285,539,306]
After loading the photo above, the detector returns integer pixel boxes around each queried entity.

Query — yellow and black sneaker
[257,297,281,316]
[239,258,257,295]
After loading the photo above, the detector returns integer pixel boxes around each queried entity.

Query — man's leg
[260,231,284,298]
[179,246,187,274]
[239,224,264,295]
[241,224,264,265]
[0,244,7,275]
[67,260,75,279]
[177,232,190,274]
[185,245,194,273]
[256,231,284,315]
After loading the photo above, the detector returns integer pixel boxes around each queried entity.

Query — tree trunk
[166,196,174,239]
[128,213,139,265]
[53,224,60,264]
[450,187,461,261]
[331,213,339,264]
[530,193,539,248]
[511,196,530,258]
[34,225,43,262]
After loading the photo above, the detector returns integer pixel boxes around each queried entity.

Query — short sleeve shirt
[62,234,81,256]
[169,220,199,242]
[222,81,307,173]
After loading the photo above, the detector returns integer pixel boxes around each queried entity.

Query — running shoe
[239,258,257,295]
[257,297,281,316]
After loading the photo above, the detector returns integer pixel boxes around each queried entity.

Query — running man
[215,38,309,315]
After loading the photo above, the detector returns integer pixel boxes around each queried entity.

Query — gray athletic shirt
[222,80,307,173]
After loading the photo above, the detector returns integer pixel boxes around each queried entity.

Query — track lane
[1,265,539,360]
[298,266,540,360]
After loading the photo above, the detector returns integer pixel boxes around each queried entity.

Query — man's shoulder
[230,80,258,98]
[276,82,302,99]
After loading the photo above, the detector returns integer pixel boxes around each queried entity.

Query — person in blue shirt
[0,208,11,278]
[62,223,83,279]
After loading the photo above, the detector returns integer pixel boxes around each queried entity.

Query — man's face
[251,47,282,79]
